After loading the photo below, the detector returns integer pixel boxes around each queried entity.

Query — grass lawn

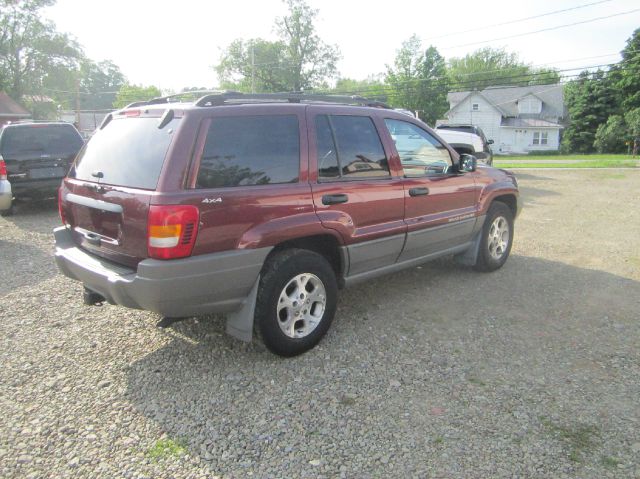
[494,154,639,168]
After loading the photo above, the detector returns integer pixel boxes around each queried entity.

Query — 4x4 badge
[202,197,222,204]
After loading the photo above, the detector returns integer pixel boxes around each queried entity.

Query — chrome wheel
[276,273,326,339]
[488,216,509,260]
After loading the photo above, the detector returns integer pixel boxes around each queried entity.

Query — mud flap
[225,276,259,342]
[454,232,482,266]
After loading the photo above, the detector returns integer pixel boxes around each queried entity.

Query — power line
[442,8,640,50]
[316,62,623,97]
[425,0,615,40]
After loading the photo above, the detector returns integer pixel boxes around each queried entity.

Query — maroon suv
[54,92,521,356]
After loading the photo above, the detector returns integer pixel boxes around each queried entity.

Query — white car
[435,125,494,165]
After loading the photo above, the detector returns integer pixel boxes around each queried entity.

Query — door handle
[409,187,430,197]
[322,194,348,205]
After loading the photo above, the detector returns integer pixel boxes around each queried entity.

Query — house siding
[444,85,565,155]
[500,128,560,153]
[447,93,502,144]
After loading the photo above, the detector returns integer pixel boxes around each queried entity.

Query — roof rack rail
[193,91,390,109]
[6,119,71,125]
[123,90,223,109]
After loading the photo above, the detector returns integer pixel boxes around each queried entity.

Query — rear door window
[315,114,390,181]
[70,117,180,190]
[0,124,83,157]
[196,115,299,188]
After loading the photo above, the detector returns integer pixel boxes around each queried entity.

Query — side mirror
[459,154,477,172]
[487,139,494,145]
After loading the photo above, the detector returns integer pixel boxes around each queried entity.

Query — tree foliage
[561,70,618,153]
[215,0,340,92]
[448,47,559,91]
[0,0,82,100]
[385,36,449,125]
[330,76,388,102]
[79,60,126,109]
[113,84,161,109]
[593,115,627,153]
[611,28,640,111]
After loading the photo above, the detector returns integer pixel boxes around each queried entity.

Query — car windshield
[0,124,84,157]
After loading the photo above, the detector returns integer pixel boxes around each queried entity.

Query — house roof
[448,84,565,118]
[500,118,564,128]
[0,92,30,118]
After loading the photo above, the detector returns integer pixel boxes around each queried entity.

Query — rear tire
[473,202,513,272]
[254,249,338,357]
[0,203,14,217]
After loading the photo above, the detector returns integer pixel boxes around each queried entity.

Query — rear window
[0,124,83,157]
[70,117,180,190]
[196,115,299,188]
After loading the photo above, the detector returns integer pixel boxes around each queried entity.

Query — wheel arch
[492,194,518,218]
[266,233,345,282]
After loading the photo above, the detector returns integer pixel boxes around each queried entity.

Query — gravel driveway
[1,170,639,478]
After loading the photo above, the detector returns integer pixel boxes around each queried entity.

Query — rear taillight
[58,186,67,224]
[148,205,199,259]
[0,157,6,180]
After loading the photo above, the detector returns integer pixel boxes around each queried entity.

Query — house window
[472,103,479,111]
[518,96,542,115]
[533,132,548,146]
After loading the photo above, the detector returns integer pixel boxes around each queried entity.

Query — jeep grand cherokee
[54,92,520,357]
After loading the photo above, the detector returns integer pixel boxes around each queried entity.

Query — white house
[439,84,565,154]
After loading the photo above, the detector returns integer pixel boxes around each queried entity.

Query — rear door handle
[409,187,430,197]
[322,194,348,205]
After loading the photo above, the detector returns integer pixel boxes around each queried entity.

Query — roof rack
[122,91,390,110]
[194,91,390,109]
[5,119,72,125]
[124,90,221,109]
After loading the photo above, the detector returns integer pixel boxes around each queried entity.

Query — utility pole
[251,46,255,94]
[75,75,80,129]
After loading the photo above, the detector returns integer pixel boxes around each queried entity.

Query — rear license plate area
[30,167,65,179]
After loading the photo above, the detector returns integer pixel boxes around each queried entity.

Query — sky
[43,0,640,92]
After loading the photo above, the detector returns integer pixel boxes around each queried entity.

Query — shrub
[527,150,560,156]
[593,115,628,153]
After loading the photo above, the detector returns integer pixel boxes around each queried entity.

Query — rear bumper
[53,226,271,317]
[0,180,11,211]
[11,178,62,197]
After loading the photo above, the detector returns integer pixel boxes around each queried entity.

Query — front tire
[473,202,513,272]
[255,249,338,357]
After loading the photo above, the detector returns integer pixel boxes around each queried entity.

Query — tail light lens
[58,186,67,224]
[0,157,7,180]
[148,205,199,259]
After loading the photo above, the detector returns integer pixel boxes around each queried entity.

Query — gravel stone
[1,172,640,478]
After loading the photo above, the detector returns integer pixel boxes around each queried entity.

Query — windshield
[70,116,180,190]
[0,124,83,157]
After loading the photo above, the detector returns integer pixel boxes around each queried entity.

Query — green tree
[593,115,628,153]
[561,70,618,153]
[626,108,640,137]
[215,0,340,92]
[79,60,126,110]
[385,36,449,125]
[329,76,389,102]
[611,28,640,111]
[113,84,162,109]
[0,0,82,100]
[448,47,559,91]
